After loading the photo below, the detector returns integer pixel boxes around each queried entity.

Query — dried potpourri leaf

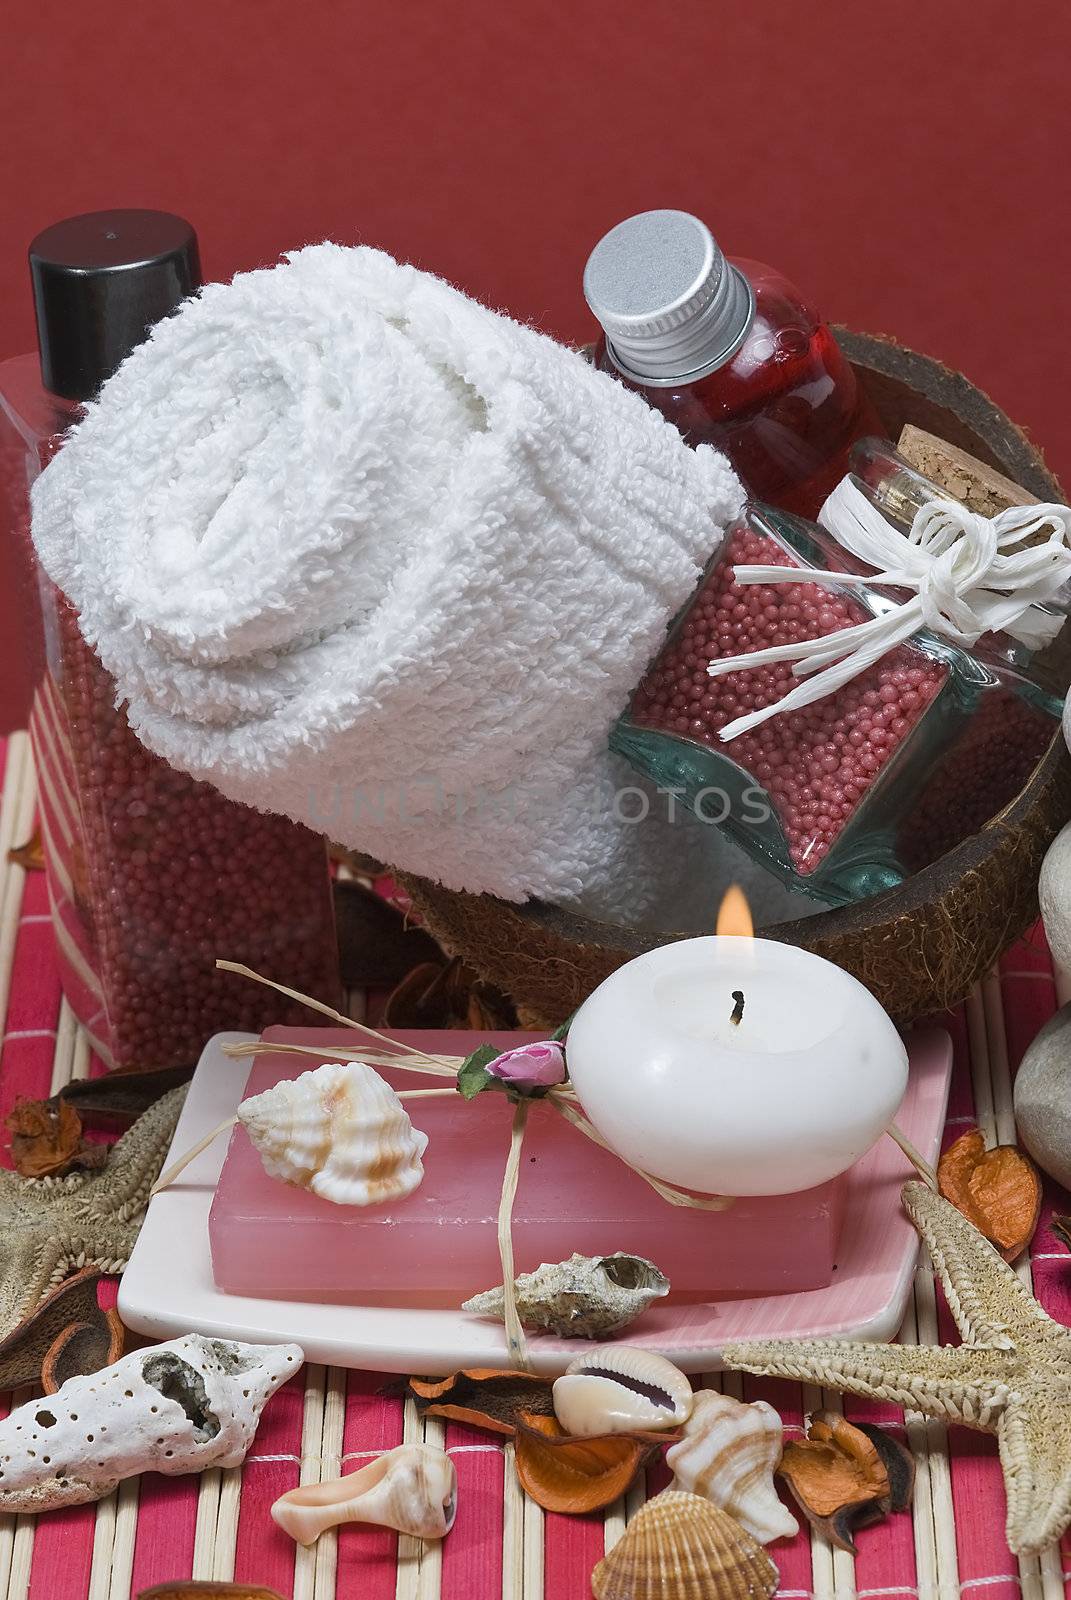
[138,1585,286,1600]
[1051,1215,1071,1252]
[58,1064,193,1123]
[0,1269,109,1391]
[937,1128,1042,1261]
[41,1306,125,1394]
[855,1421,915,1513]
[406,1368,555,1435]
[778,1411,891,1553]
[513,1413,662,1513]
[6,1096,106,1178]
[383,956,517,1031]
[7,830,44,871]
[333,877,442,990]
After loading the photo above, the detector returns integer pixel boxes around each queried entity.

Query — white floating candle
[566,898,908,1197]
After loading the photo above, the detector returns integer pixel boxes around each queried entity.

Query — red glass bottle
[584,210,884,519]
[0,210,340,1068]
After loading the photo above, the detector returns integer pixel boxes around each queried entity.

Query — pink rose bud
[486,1040,567,1089]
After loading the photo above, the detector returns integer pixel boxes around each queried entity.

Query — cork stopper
[897,425,1039,516]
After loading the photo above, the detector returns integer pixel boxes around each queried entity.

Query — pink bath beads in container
[625,521,949,884]
[0,210,341,1068]
[613,443,1067,905]
[44,597,340,1067]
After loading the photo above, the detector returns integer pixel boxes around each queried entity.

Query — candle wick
[730,989,745,1027]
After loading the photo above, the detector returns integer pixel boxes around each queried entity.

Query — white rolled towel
[32,242,794,927]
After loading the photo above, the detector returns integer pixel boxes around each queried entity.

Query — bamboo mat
[0,727,1069,1600]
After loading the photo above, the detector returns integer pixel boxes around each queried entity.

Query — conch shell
[238,1060,428,1205]
[591,1489,779,1600]
[463,1252,669,1339]
[0,1334,302,1513]
[553,1346,693,1436]
[271,1443,456,1544]
[666,1390,798,1544]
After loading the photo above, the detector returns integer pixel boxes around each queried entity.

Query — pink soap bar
[209,1028,846,1304]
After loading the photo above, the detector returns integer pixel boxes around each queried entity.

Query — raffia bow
[706,478,1071,742]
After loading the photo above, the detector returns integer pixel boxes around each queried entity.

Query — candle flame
[715,884,754,940]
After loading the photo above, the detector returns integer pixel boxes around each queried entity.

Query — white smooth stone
[1014,1001,1071,1191]
[1039,821,1071,984]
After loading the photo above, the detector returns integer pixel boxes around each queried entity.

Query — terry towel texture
[32,242,778,926]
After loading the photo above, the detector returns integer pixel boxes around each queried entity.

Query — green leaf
[550,1012,575,1044]
[456,1044,506,1100]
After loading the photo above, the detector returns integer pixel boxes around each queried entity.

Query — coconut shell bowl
[400,331,1071,1028]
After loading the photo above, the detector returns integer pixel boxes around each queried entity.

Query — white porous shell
[0,1334,302,1513]
[238,1059,428,1205]
[553,1345,693,1436]
[272,1442,457,1545]
[666,1390,798,1544]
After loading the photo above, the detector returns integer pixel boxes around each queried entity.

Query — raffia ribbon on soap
[708,479,1071,741]
[162,961,938,1369]
[207,965,732,1365]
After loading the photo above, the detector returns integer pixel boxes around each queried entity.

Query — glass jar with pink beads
[0,210,340,1069]
[612,438,1071,906]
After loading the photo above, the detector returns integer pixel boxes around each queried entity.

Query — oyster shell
[591,1488,779,1600]
[462,1252,669,1339]
[553,1345,693,1436]
[667,1390,798,1544]
[272,1442,456,1544]
[238,1060,427,1206]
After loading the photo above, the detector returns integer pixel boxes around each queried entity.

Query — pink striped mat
[0,728,1068,1600]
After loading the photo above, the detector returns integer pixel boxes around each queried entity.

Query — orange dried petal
[137,1586,285,1600]
[7,830,44,871]
[41,1307,125,1395]
[779,1412,890,1518]
[938,1129,1041,1260]
[407,1368,554,1436]
[514,1414,654,1513]
[5,1097,100,1179]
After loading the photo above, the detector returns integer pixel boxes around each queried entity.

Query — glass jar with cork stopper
[612,437,1071,905]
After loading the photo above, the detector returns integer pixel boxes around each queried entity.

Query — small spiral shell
[272,1443,456,1544]
[667,1391,798,1544]
[238,1060,428,1206]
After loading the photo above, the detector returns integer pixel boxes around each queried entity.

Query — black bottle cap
[29,209,202,402]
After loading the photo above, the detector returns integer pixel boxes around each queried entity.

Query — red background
[2,0,1069,730]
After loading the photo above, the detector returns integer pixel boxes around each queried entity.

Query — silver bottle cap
[583,210,754,387]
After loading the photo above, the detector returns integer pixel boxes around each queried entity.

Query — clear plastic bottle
[612,440,1063,906]
[584,210,884,520]
[0,210,340,1068]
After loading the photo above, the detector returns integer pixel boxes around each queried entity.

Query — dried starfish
[722,1181,1071,1555]
[0,1085,186,1341]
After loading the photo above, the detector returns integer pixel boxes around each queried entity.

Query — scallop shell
[666,1390,798,1544]
[238,1060,428,1206]
[591,1489,779,1600]
[272,1442,456,1544]
[462,1252,670,1339]
[552,1345,693,1436]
